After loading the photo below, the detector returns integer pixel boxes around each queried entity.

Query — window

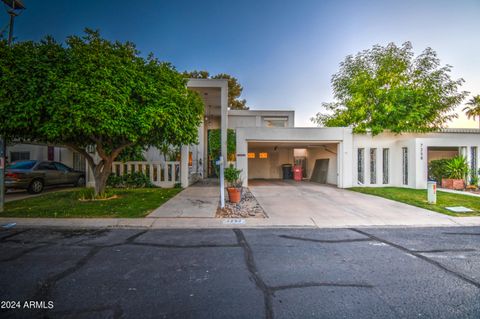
[263,117,287,128]
[382,148,389,184]
[247,152,255,159]
[370,148,377,184]
[73,152,86,172]
[54,162,72,172]
[10,151,30,162]
[7,160,36,170]
[471,147,478,176]
[259,152,268,159]
[402,147,408,185]
[357,148,365,184]
[37,162,57,170]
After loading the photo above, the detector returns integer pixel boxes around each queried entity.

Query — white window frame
[370,148,377,184]
[382,148,389,184]
[357,148,365,185]
[402,147,408,185]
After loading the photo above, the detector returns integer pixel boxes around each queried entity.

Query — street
[1,227,480,318]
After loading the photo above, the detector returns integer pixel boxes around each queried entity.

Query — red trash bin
[293,165,303,181]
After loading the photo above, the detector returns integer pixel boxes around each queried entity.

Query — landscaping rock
[216,188,267,218]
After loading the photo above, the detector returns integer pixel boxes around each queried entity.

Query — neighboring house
[8,78,480,190]
[6,143,86,172]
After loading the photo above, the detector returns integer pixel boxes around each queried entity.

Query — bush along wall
[107,172,154,188]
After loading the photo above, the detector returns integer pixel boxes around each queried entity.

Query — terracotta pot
[227,187,241,203]
[441,179,465,190]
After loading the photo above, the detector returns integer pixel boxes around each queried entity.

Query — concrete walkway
[147,185,219,218]
[2,182,480,229]
[250,182,466,227]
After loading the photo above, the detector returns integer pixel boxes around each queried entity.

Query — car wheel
[76,176,86,187]
[28,179,44,194]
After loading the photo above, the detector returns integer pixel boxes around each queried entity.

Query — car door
[36,162,63,185]
[53,162,75,184]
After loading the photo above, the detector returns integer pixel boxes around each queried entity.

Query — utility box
[293,165,303,181]
[427,181,437,204]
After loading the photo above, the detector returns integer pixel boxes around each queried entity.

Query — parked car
[5,160,86,194]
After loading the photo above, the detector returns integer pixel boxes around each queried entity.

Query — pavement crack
[271,281,373,291]
[129,242,239,249]
[413,248,476,253]
[350,228,480,289]
[0,244,48,262]
[233,229,274,319]
[0,229,30,241]
[279,234,374,244]
[33,246,102,312]
[124,229,149,244]
[442,232,480,236]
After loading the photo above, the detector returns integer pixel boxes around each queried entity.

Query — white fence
[111,161,180,188]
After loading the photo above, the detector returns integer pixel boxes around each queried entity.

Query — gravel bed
[216,188,267,218]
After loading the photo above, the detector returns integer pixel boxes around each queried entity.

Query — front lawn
[3,188,181,218]
[349,187,480,217]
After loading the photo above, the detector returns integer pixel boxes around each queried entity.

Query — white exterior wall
[306,146,338,185]
[236,127,352,187]
[352,132,480,189]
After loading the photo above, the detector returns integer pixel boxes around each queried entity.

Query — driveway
[250,181,456,227]
[1,227,479,318]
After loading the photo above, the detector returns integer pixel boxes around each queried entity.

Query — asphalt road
[1,227,480,319]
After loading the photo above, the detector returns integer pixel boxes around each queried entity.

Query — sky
[4,0,480,128]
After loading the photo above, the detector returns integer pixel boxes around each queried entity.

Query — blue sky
[6,0,480,127]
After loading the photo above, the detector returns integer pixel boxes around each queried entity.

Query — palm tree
[463,95,480,129]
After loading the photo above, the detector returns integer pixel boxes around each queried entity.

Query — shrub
[428,159,450,183]
[224,164,242,188]
[446,156,469,179]
[107,172,154,188]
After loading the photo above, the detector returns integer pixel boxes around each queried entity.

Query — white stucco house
[7,78,480,190]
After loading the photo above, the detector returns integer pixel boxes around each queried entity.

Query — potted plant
[466,170,479,191]
[224,164,242,203]
[441,156,469,190]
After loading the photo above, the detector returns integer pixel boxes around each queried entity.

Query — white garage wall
[306,146,338,185]
[248,147,293,179]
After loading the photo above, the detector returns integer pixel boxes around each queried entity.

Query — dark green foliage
[0,29,204,195]
[312,42,468,135]
[107,172,154,188]
[428,159,450,183]
[446,156,469,179]
[184,71,248,110]
[116,145,147,162]
[224,164,242,188]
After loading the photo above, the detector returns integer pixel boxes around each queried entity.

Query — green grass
[3,188,181,218]
[349,187,480,217]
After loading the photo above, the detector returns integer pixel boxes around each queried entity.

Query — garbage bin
[282,164,292,179]
[293,165,303,181]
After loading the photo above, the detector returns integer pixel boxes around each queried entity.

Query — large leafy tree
[312,42,468,135]
[463,95,480,129]
[184,70,249,110]
[0,29,204,195]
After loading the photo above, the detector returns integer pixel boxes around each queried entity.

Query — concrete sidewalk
[1,215,480,229]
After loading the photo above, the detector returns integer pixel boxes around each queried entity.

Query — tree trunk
[92,160,112,196]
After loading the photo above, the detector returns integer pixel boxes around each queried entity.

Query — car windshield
[7,160,36,170]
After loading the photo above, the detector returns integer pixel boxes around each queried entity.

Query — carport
[247,141,339,185]
[235,127,354,188]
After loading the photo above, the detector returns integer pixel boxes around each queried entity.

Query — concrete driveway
[250,181,457,227]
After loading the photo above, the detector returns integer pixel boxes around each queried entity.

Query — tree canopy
[184,70,249,110]
[463,95,480,128]
[312,42,468,135]
[0,29,204,194]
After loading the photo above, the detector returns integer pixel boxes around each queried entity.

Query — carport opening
[247,142,339,186]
